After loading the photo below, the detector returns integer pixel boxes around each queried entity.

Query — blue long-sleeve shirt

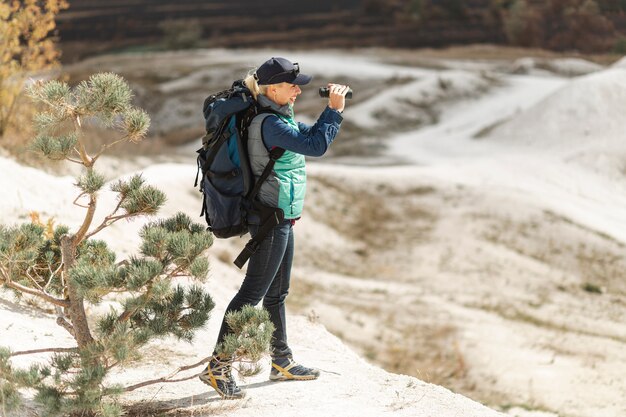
[261,106,343,157]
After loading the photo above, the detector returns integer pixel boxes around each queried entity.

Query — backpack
[195,80,285,269]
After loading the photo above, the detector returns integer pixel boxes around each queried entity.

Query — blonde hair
[244,71,269,100]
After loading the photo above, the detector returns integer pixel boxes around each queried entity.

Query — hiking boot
[199,358,246,399]
[269,357,320,381]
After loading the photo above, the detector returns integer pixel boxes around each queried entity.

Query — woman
[199,57,349,399]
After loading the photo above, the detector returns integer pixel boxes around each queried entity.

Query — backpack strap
[201,125,233,179]
[233,146,285,269]
[234,205,284,269]
[247,147,285,199]
[194,152,202,188]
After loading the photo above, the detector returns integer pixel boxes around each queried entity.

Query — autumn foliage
[0,0,69,137]
[503,0,616,52]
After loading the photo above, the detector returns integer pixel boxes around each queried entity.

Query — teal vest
[247,101,307,219]
[274,114,306,219]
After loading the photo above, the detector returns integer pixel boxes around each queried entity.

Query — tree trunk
[60,234,94,348]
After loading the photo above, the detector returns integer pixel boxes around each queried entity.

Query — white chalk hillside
[386,64,626,247]
[0,155,504,417]
[344,70,494,129]
[489,68,626,156]
[474,67,626,205]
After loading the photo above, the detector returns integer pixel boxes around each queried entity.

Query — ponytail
[244,71,268,100]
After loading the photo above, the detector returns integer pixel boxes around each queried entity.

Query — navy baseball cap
[254,57,312,86]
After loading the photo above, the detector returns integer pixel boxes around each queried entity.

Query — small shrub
[582,282,603,294]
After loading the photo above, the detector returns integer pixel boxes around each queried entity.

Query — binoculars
[319,87,353,99]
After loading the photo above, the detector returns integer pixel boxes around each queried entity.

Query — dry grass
[378,322,465,386]
[302,174,437,280]
[291,278,470,391]
[471,301,626,345]
[384,44,622,66]
[290,248,471,387]
[124,398,242,417]
[480,209,626,296]
[310,175,435,249]
[287,275,318,312]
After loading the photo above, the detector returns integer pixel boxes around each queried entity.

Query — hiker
[199,57,349,399]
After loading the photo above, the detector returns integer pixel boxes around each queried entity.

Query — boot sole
[269,373,319,381]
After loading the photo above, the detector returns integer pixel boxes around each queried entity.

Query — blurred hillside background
[57,0,626,61]
[3,0,623,159]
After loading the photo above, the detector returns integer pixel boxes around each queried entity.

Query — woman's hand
[327,83,350,113]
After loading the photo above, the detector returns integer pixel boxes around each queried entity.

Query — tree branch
[73,193,97,246]
[84,190,146,240]
[65,157,85,165]
[164,263,188,280]
[122,356,210,392]
[72,192,89,209]
[91,136,128,164]
[84,212,137,240]
[72,146,82,160]
[56,316,75,337]
[74,115,93,167]
[117,292,148,323]
[10,347,77,357]
[60,235,94,348]
[3,279,70,308]
[44,263,63,292]
[25,267,44,291]
[116,264,192,324]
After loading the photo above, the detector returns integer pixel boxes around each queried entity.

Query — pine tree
[0,73,272,417]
